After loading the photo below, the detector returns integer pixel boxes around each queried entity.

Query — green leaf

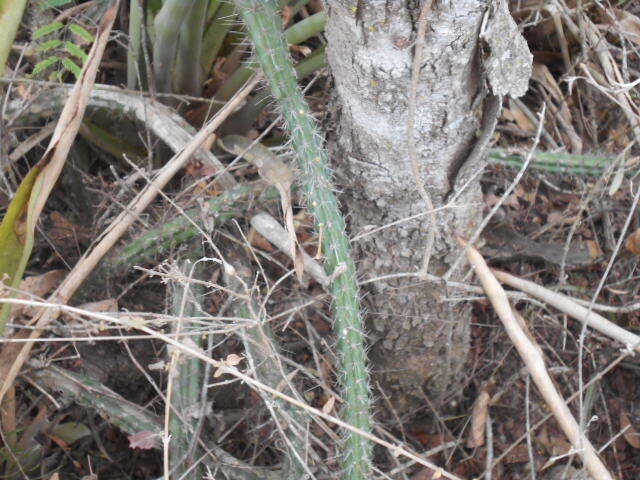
[0,0,29,74]
[61,57,82,77]
[0,164,43,333]
[33,21,64,39]
[35,39,62,53]
[69,23,94,43]
[31,56,60,76]
[38,0,74,8]
[64,41,87,61]
[50,422,91,444]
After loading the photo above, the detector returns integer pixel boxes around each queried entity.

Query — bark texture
[326,0,488,412]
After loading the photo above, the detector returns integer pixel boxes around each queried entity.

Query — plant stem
[108,184,252,274]
[215,10,327,102]
[168,257,205,479]
[488,148,623,176]
[233,1,372,478]
[224,244,311,479]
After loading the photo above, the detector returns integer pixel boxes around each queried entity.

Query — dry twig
[250,212,329,287]
[459,238,614,480]
[408,0,438,277]
[491,269,640,351]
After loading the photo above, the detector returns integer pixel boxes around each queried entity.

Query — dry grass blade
[0,1,120,332]
[458,237,614,480]
[0,77,261,405]
[491,269,640,351]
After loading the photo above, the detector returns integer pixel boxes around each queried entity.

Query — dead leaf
[409,470,434,480]
[225,353,243,366]
[484,192,519,208]
[531,63,563,103]
[77,298,118,313]
[308,0,323,13]
[504,444,531,463]
[322,396,335,414]
[467,388,491,448]
[546,210,566,226]
[128,430,159,450]
[19,270,65,299]
[214,353,244,377]
[248,228,276,252]
[410,468,444,480]
[290,44,312,56]
[61,298,118,328]
[620,409,640,449]
[281,5,294,24]
[13,269,65,317]
[47,211,86,243]
[537,424,572,456]
[625,229,640,254]
[587,240,603,260]
[185,159,218,177]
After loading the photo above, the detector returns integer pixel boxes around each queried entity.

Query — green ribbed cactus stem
[215,10,327,102]
[233,1,372,479]
[169,256,205,480]
[108,184,252,273]
[224,244,310,479]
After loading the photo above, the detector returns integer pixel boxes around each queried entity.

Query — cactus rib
[233,1,372,479]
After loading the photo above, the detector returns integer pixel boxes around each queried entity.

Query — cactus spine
[233,1,372,478]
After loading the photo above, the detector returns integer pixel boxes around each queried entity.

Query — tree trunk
[326,0,489,413]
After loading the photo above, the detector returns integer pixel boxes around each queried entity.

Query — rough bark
[326,0,488,413]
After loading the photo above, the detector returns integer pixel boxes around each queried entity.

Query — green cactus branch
[215,10,327,102]
[107,184,252,274]
[232,1,372,479]
[224,244,312,479]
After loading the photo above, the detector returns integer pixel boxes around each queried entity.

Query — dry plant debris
[1,1,640,479]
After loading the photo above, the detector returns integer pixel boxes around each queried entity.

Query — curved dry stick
[250,212,329,286]
[9,86,235,189]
